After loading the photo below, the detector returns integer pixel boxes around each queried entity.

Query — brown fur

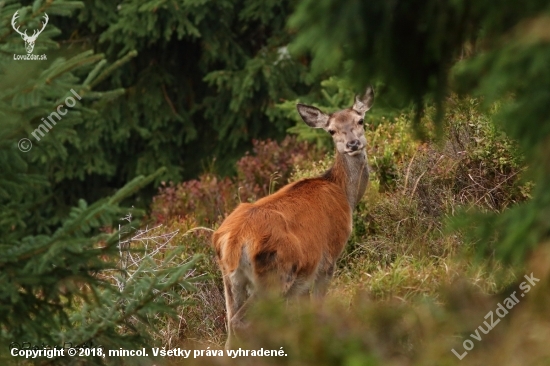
[214,176,351,286]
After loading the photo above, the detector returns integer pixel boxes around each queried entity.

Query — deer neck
[323,149,369,209]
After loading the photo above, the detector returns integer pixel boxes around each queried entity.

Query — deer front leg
[311,264,335,300]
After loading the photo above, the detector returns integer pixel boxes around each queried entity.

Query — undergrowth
[135,95,538,365]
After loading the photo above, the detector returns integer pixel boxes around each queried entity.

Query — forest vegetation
[1,0,550,365]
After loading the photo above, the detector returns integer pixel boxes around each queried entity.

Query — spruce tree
[1,2,198,364]
[0,0,313,232]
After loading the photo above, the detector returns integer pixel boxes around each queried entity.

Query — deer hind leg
[223,270,252,349]
[228,268,293,349]
[224,247,255,349]
[222,275,237,349]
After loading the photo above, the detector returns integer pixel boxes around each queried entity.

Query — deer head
[11,11,49,54]
[296,86,375,157]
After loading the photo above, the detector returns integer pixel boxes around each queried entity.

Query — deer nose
[346,139,361,151]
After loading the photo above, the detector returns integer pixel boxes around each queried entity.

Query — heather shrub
[235,136,321,202]
[151,136,320,225]
[150,174,234,225]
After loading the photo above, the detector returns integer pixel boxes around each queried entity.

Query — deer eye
[358,119,364,125]
[328,129,336,135]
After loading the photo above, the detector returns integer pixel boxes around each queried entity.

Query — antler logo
[11,11,49,54]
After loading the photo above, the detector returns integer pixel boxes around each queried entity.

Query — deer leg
[224,270,251,350]
[311,264,335,300]
[222,275,236,349]
[229,292,257,331]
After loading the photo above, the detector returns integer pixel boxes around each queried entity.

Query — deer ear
[296,104,329,128]
[352,86,375,115]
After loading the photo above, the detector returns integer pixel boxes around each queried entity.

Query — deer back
[213,176,352,285]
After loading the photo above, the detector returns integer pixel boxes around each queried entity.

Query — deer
[11,11,49,54]
[212,86,374,349]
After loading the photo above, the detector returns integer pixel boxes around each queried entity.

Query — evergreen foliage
[1,1,199,363]
[3,0,311,231]
[72,0,307,191]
